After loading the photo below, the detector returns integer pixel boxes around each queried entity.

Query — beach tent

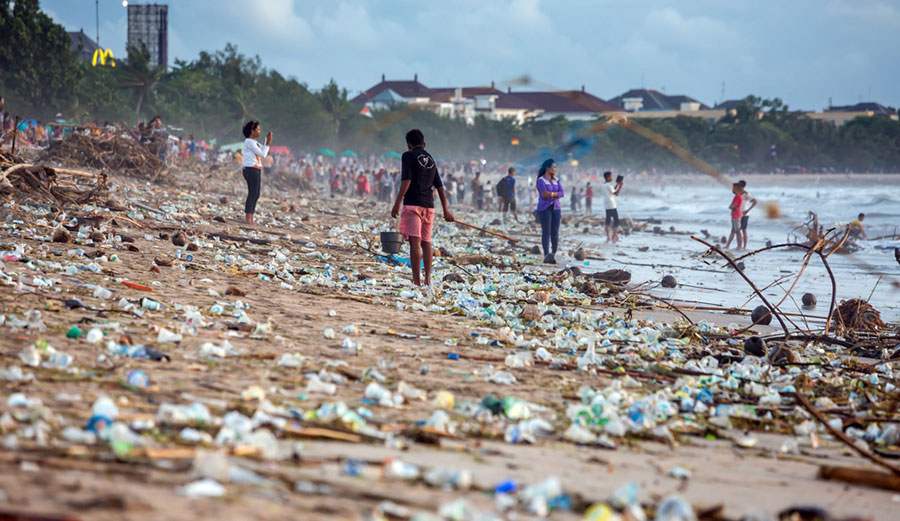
[317,148,336,158]
[383,151,402,159]
[219,141,243,152]
[341,150,357,157]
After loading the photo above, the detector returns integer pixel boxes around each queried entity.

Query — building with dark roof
[68,29,100,63]
[350,74,433,105]
[608,88,710,112]
[352,76,617,124]
[826,102,894,115]
[491,87,619,121]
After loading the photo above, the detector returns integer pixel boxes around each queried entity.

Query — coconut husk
[836,298,886,333]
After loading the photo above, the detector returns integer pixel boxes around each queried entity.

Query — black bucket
[380,231,404,254]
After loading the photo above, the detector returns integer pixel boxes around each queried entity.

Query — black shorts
[586,199,592,209]
[605,209,619,227]
[502,197,516,212]
[740,216,749,230]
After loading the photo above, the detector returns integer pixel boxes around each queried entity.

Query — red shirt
[586,186,593,199]
[731,194,743,218]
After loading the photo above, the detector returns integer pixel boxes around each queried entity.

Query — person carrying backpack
[497,167,518,222]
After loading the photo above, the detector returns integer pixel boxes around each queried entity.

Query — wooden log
[818,465,900,492]
[454,219,519,243]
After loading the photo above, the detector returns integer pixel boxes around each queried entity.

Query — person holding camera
[603,171,623,242]
[241,120,273,224]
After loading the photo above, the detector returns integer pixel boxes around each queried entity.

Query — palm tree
[115,44,166,115]
[317,79,354,147]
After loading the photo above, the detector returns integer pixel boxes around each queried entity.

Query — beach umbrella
[219,141,243,152]
[317,148,336,158]
[341,149,357,157]
[269,145,294,158]
[383,151,402,159]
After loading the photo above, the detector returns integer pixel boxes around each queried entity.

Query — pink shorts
[398,206,435,243]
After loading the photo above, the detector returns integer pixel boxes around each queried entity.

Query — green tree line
[2,0,899,171]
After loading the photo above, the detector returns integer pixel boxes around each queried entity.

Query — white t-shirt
[741,190,756,214]
[603,182,617,210]
[242,138,270,168]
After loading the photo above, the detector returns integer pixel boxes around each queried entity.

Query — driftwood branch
[691,236,790,337]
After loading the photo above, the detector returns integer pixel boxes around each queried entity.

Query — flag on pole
[360,106,373,118]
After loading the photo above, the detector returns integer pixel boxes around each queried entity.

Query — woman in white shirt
[241,120,273,223]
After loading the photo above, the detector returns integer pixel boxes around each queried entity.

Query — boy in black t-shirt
[391,129,455,286]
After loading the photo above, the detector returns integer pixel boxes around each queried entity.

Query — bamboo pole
[453,219,518,243]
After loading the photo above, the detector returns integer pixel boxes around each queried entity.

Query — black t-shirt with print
[401,147,443,208]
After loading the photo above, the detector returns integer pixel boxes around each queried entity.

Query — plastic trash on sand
[177,478,226,498]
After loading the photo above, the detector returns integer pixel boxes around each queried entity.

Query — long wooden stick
[819,465,900,492]
[790,391,900,476]
[454,219,518,243]
[692,236,790,337]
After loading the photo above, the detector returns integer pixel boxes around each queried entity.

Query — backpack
[496,177,510,198]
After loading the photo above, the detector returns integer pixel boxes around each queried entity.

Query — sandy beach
[0,159,899,521]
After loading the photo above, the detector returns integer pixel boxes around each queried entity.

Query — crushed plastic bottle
[305,375,337,395]
[157,328,182,343]
[85,328,104,344]
[126,370,149,388]
[654,495,697,521]
[382,458,420,480]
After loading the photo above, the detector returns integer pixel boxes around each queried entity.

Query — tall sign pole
[96,0,100,44]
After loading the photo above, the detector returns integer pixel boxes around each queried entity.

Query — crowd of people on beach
[3,92,875,283]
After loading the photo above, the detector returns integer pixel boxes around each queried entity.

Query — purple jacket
[536,175,564,211]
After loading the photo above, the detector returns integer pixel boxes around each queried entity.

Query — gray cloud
[44,0,899,110]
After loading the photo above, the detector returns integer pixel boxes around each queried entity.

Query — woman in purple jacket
[535,158,563,264]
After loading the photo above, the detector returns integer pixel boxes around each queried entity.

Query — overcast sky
[44,0,900,110]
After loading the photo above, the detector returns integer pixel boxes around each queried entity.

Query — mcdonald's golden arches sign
[92,48,116,67]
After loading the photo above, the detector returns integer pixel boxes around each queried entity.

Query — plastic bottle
[382,458,420,480]
[305,375,337,395]
[432,391,455,410]
[141,297,160,311]
[584,503,622,521]
[127,370,149,388]
[93,286,112,299]
[157,328,182,343]
[43,348,73,368]
[504,351,533,368]
[424,467,472,490]
[92,395,119,420]
[364,382,395,407]
[85,328,104,344]
[654,495,697,521]
[488,370,517,385]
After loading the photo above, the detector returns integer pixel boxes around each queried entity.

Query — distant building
[127,4,168,69]
[825,102,894,115]
[808,102,899,126]
[350,74,432,106]
[352,76,617,124]
[608,88,710,112]
[68,29,99,63]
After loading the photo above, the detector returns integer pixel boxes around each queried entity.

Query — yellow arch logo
[92,48,116,67]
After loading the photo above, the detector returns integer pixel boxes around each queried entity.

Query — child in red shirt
[726,183,744,250]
